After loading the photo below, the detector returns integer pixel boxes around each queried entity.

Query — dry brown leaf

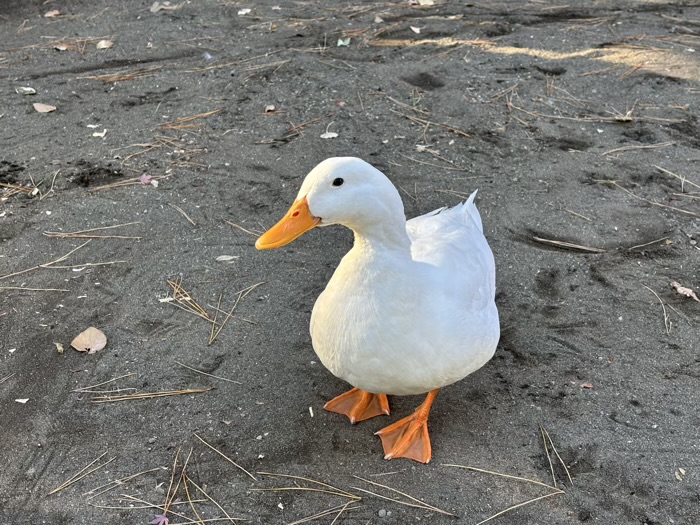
[44,9,61,17]
[33,103,56,113]
[96,40,114,49]
[71,327,107,354]
[671,281,699,302]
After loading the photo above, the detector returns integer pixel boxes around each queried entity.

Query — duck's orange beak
[255,197,321,250]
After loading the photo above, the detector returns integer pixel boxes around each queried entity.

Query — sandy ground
[1,1,700,524]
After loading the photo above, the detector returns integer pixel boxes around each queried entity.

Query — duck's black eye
[332,177,344,187]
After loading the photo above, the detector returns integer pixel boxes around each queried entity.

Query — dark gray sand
[1,1,699,523]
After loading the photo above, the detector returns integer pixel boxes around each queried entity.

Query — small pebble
[148,437,156,444]
[378,509,387,518]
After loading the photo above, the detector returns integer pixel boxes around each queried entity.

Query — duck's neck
[350,216,411,256]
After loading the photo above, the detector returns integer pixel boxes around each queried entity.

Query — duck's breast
[309,228,499,395]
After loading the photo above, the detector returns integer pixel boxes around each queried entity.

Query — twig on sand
[390,109,470,138]
[564,209,592,222]
[540,425,557,487]
[187,475,240,525]
[257,472,360,501]
[254,115,327,145]
[653,165,700,192]
[242,59,290,81]
[73,373,135,392]
[166,278,214,322]
[288,501,360,525]
[0,240,91,281]
[532,236,606,254]
[0,286,69,292]
[600,141,674,157]
[83,467,164,499]
[158,109,222,130]
[595,179,699,217]
[88,175,170,192]
[627,237,669,251]
[398,153,466,172]
[509,102,683,124]
[442,464,561,492]
[175,360,241,384]
[474,492,564,525]
[118,494,208,523]
[78,66,161,83]
[0,373,16,386]
[48,452,116,495]
[209,282,265,345]
[43,222,142,239]
[442,464,565,524]
[90,388,212,403]
[179,448,205,525]
[225,220,263,237]
[169,203,196,226]
[194,433,257,481]
[162,448,183,522]
[643,285,671,334]
[351,475,455,516]
[386,95,429,115]
[539,424,574,487]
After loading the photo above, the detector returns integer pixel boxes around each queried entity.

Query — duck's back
[406,191,496,312]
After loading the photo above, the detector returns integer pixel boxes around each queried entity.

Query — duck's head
[256,157,405,250]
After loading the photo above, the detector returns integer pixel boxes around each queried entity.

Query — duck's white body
[304,161,500,396]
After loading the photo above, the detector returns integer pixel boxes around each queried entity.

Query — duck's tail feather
[463,190,483,233]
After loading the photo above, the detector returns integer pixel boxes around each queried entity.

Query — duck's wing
[406,190,495,305]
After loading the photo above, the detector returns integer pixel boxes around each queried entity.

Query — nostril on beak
[292,211,300,217]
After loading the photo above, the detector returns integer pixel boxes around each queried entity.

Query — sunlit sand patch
[370,37,700,81]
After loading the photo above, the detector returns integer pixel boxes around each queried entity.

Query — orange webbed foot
[375,389,439,464]
[324,387,390,424]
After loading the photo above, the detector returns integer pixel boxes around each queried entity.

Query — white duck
[256,157,499,463]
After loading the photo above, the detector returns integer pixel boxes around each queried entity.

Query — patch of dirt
[1,1,699,524]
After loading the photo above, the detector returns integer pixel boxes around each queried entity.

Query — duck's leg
[375,389,439,463]
[324,388,390,424]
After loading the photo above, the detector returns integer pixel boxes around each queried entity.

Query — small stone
[378,509,387,518]
[148,437,156,444]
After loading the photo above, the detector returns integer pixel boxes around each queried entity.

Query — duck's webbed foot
[324,387,390,424]
[375,389,439,463]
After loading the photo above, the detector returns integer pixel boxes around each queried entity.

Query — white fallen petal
[320,131,338,139]
[410,26,422,34]
[96,40,113,49]
[15,87,36,96]
[216,255,240,262]
[15,399,29,404]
